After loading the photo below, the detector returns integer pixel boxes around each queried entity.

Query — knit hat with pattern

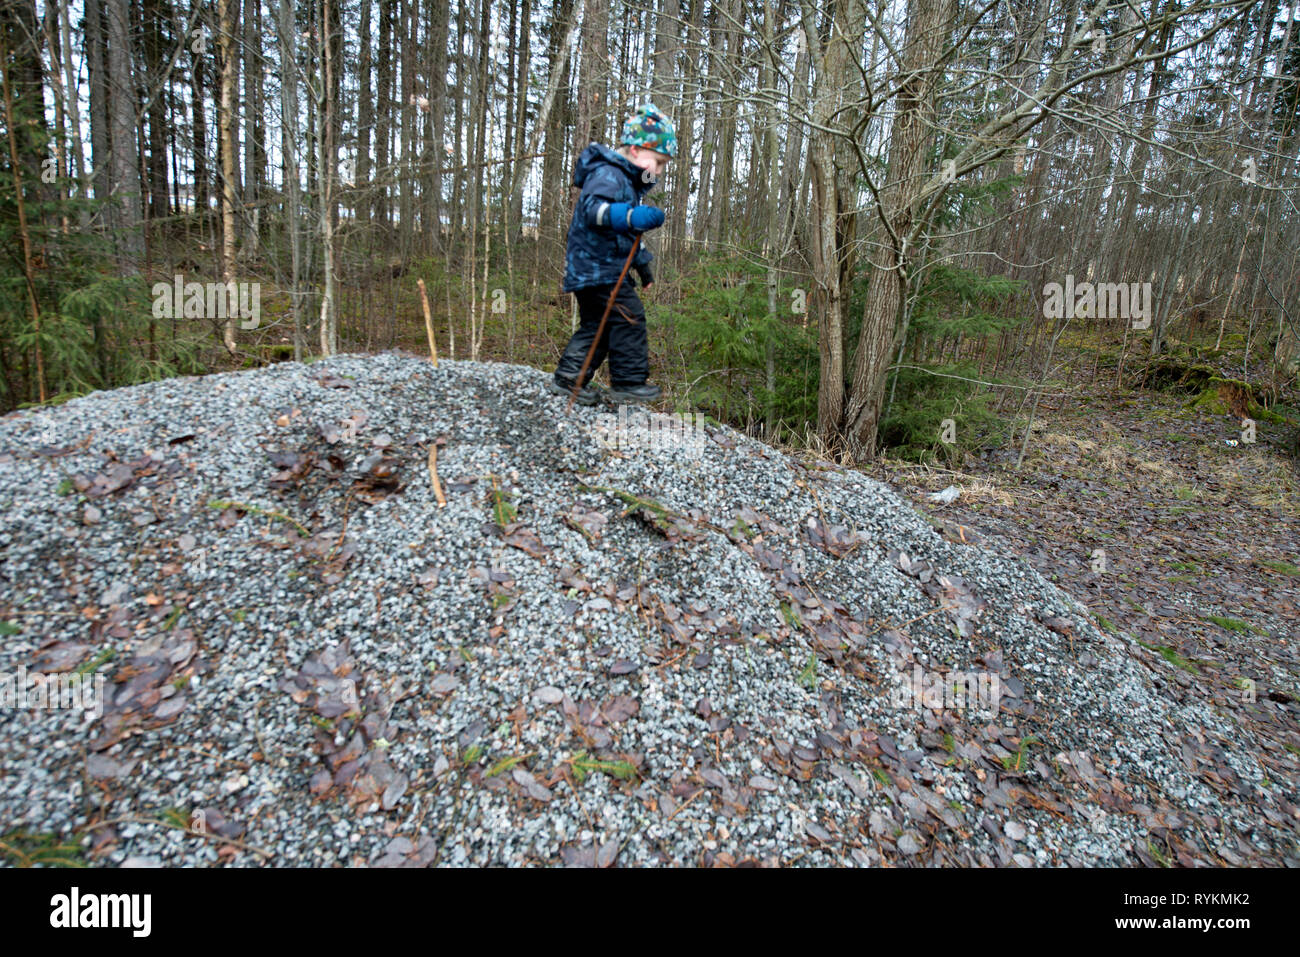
[619,102,677,159]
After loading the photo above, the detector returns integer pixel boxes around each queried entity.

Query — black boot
[548,375,599,406]
[607,381,662,403]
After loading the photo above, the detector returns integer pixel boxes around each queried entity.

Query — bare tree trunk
[243,0,264,252]
[450,0,466,241]
[761,0,783,435]
[399,0,415,237]
[507,0,531,237]
[696,6,717,247]
[317,0,338,354]
[376,0,393,231]
[42,2,69,235]
[189,0,209,214]
[55,0,87,213]
[466,0,491,360]
[539,0,577,286]
[0,33,46,401]
[426,0,449,248]
[217,0,238,350]
[842,0,953,461]
[85,0,110,206]
[278,0,304,360]
[106,0,143,268]
[356,0,371,230]
[709,0,742,243]
[799,0,868,451]
[574,0,608,158]
[143,0,171,221]
[668,0,700,267]
[513,0,576,246]
[782,22,810,247]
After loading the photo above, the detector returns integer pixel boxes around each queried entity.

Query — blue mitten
[604,203,665,234]
[629,206,665,232]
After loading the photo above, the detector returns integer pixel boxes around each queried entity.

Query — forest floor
[871,370,1300,865]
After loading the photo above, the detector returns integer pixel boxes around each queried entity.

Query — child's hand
[605,203,666,234]
[628,206,665,232]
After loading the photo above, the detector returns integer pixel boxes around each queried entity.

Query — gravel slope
[0,353,1291,866]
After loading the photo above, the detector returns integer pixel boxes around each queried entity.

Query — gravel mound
[0,353,1285,866]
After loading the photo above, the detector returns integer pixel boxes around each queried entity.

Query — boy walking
[548,103,676,406]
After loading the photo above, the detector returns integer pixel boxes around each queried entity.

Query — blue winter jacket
[563,143,657,293]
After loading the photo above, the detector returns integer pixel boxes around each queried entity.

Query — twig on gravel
[861,605,946,640]
[168,744,249,770]
[1,608,82,616]
[666,786,707,821]
[564,770,597,831]
[250,698,276,766]
[1007,787,1071,820]
[808,541,864,584]
[428,444,447,508]
[800,477,832,535]
[577,483,731,537]
[433,767,469,866]
[81,815,274,861]
[412,790,431,839]
[129,527,149,571]
[207,498,310,537]
[326,491,353,564]
[656,649,690,671]
[634,556,650,649]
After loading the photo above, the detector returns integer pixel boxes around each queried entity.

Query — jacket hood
[572,142,654,194]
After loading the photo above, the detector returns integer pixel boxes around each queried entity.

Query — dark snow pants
[554,281,649,388]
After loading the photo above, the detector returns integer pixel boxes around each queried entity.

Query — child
[548,103,676,406]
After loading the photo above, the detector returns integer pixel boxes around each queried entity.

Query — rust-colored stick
[567,235,641,413]
[428,443,447,508]
[417,278,439,367]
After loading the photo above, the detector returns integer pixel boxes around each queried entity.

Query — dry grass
[1034,431,1097,457]
[1097,445,1128,471]
[1036,428,1186,482]
[1132,457,1181,483]
[1206,451,1300,514]
[957,477,1019,507]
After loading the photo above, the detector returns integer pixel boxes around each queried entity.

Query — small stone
[897,832,923,855]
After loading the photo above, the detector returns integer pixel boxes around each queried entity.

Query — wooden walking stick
[567,235,641,413]
[417,279,439,367]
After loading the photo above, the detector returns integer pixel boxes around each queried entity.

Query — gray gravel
[0,352,1287,866]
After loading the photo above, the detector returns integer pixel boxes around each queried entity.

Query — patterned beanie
[620,102,677,159]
